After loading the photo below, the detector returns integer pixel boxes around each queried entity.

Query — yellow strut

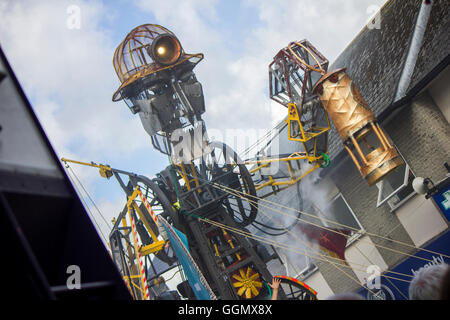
[127,187,165,256]
[61,157,113,178]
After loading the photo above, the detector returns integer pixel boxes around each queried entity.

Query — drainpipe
[393,0,433,102]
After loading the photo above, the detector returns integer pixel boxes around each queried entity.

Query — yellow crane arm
[61,157,113,178]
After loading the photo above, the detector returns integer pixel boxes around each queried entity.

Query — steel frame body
[59,28,326,301]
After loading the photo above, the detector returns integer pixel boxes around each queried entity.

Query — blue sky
[0,0,387,243]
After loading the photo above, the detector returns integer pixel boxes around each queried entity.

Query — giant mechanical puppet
[63,23,403,300]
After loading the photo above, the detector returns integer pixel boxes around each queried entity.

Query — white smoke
[250,158,344,278]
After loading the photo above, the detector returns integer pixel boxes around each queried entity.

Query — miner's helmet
[150,33,182,66]
[112,24,203,101]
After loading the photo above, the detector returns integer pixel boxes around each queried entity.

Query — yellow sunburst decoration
[232,267,262,299]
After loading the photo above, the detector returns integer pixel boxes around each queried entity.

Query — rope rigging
[62,155,448,299]
[166,160,416,298]
[174,169,447,285]
[206,177,450,261]
[211,183,417,279]
[239,120,288,160]
[64,163,112,243]
[179,206,413,285]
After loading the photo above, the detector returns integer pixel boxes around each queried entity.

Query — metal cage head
[269,40,328,108]
[112,24,203,101]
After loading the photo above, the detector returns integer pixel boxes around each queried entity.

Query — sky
[0,0,388,245]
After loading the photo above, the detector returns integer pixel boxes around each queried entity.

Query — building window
[293,255,318,280]
[294,193,363,280]
[375,155,415,211]
[323,193,364,245]
[279,249,318,281]
[305,193,363,252]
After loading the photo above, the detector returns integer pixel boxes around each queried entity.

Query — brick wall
[316,156,416,293]
[386,90,450,182]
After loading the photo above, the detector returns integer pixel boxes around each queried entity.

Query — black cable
[66,165,109,243]
[66,164,113,231]
[182,169,303,236]
[250,221,290,236]
[165,268,181,282]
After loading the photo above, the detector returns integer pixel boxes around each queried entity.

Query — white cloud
[0,0,160,240]
[0,0,387,245]
[134,0,387,154]
[0,0,389,163]
[0,0,151,163]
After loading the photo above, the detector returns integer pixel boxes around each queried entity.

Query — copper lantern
[313,68,404,185]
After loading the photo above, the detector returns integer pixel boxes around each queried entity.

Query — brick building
[260,0,449,299]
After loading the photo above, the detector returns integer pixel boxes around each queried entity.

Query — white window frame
[328,193,365,246]
[375,151,416,211]
[294,256,318,280]
[279,244,318,280]
[300,193,364,281]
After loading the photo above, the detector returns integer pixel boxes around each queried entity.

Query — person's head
[325,292,365,300]
[409,263,449,300]
[439,264,450,299]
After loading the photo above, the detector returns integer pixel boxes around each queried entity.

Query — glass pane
[386,168,415,207]
[378,163,407,202]
[327,196,360,231]
[286,250,310,275]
